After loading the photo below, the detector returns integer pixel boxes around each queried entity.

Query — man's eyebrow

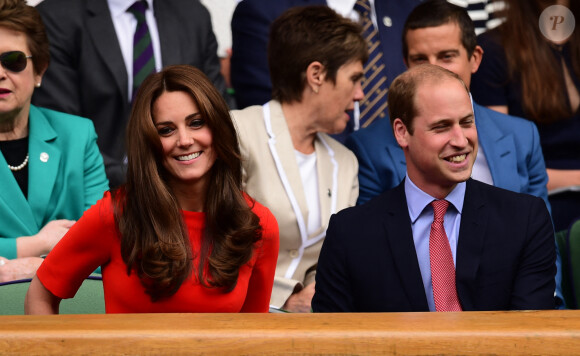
[428,113,474,128]
[459,113,474,121]
[437,49,461,55]
[428,118,453,128]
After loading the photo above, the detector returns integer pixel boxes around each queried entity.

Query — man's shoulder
[36,0,87,17]
[346,117,396,151]
[474,103,540,155]
[234,0,325,16]
[467,179,543,206]
[232,0,293,24]
[349,118,393,141]
[162,0,210,13]
[337,185,401,218]
[475,103,535,133]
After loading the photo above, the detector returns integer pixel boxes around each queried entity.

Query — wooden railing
[0,310,578,355]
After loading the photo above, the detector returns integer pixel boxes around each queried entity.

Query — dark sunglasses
[0,51,33,73]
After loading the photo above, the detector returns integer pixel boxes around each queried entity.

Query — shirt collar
[405,174,466,223]
[108,0,155,17]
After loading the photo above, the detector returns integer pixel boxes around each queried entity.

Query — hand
[0,257,44,283]
[283,282,315,313]
[35,219,76,254]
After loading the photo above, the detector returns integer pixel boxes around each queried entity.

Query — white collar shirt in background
[108,0,162,100]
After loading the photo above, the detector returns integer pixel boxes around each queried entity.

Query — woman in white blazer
[231,6,367,312]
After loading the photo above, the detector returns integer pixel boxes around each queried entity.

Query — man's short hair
[402,0,477,60]
[388,64,469,134]
[268,5,368,104]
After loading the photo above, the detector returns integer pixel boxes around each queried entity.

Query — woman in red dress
[25,65,279,313]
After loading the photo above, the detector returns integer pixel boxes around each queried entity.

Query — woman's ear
[306,61,325,93]
[34,65,48,89]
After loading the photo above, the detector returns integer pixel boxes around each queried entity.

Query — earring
[35,83,41,88]
[313,86,319,94]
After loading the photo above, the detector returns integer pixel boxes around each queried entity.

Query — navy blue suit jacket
[312,179,556,312]
[346,102,550,210]
[230,0,420,109]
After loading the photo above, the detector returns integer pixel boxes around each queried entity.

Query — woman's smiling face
[153,90,216,190]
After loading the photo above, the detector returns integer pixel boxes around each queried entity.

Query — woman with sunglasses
[25,65,279,313]
[0,0,108,282]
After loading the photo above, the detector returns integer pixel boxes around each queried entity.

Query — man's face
[393,78,478,198]
[405,22,481,88]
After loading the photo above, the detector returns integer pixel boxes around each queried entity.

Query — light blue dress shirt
[404,175,466,311]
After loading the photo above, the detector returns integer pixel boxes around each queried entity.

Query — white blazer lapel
[314,135,336,232]
[265,101,310,229]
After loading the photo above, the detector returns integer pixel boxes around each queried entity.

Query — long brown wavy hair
[113,65,262,301]
[499,0,580,123]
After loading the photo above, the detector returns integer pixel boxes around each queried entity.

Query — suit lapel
[383,182,430,310]
[474,104,519,191]
[0,156,37,235]
[267,102,309,230]
[27,107,62,228]
[456,179,487,310]
[154,0,181,66]
[315,136,333,231]
[87,0,128,101]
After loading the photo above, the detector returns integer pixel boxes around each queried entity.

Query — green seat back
[555,220,580,309]
[0,275,105,315]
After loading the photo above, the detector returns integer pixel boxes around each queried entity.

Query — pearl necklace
[8,153,29,172]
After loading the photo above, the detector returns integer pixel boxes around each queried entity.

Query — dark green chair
[555,219,580,309]
[0,275,105,315]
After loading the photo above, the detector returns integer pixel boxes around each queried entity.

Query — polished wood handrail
[0,310,578,355]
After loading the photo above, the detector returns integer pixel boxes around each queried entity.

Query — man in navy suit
[312,64,556,312]
[345,0,550,209]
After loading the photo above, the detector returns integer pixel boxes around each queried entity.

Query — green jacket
[0,105,109,258]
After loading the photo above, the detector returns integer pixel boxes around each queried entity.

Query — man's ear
[470,45,484,74]
[393,118,410,148]
[306,61,325,93]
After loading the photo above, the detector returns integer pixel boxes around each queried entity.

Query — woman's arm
[240,207,280,312]
[0,257,43,282]
[24,275,62,314]
[486,105,509,115]
[547,168,580,191]
[16,219,75,258]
